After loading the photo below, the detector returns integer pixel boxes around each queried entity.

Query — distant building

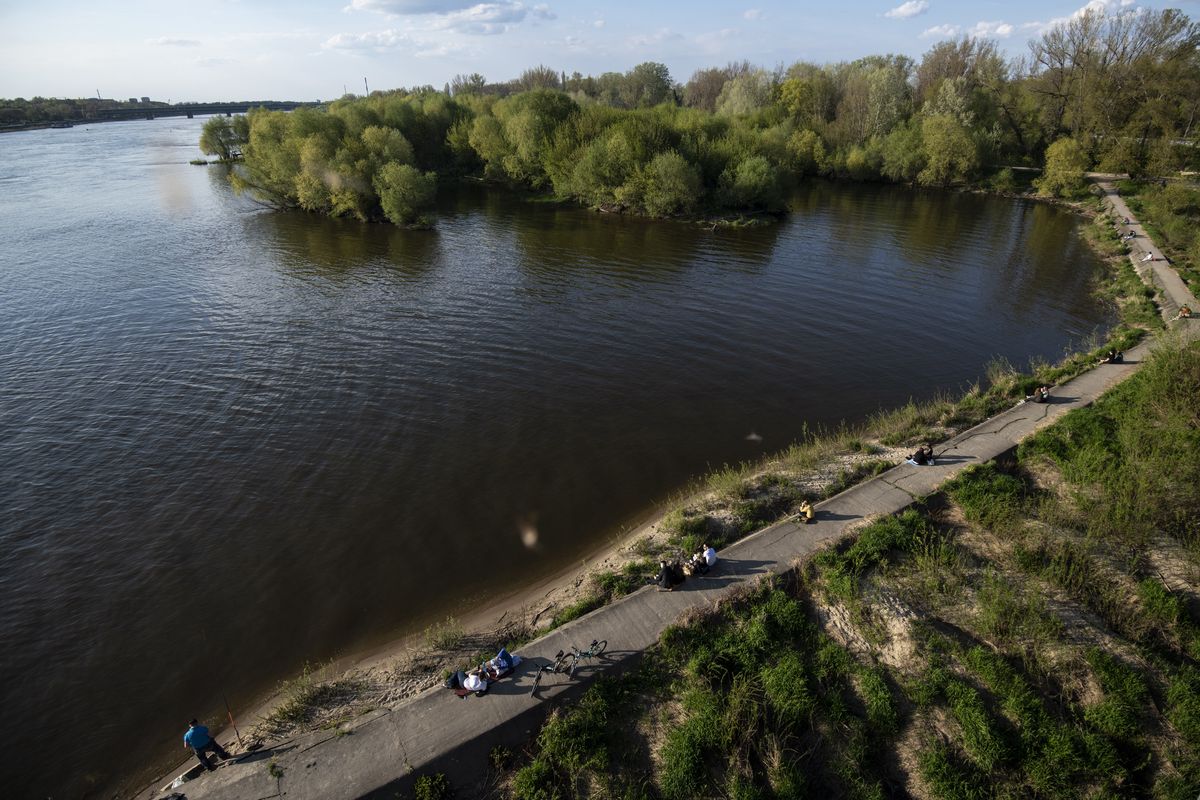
[128,97,138,104]
[141,96,150,104]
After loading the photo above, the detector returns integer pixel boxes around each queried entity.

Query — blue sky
[0,0,1192,102]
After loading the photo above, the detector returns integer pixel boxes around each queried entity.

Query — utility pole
[364,77,369,95]
[95,89,101,100]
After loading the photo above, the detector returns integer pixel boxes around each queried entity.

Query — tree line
[0,96,169,127]
[205,6,1200,226]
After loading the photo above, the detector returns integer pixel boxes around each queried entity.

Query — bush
[414,773,450,800]
[374,162,436,225]
[640,150,702,216]
[1037,137,1088,198]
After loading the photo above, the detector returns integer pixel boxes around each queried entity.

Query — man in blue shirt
[184,718,233,771]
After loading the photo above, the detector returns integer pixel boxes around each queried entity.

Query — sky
[0,0,1194,102]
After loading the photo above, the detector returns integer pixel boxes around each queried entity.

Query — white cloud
[694,27,740,53]
[322,28,464,57]
[628,27,683,47]
[920,23,959,38]
[885,1,929,19]
[148,37,202,46]
[430,2,550,34]
[1024,0,1137,36]
[970,20,1014,37]
[346,0,476,14]
[195,57,235,67]
[744,9,762,20]
[592,19,605,28]
[323,28,415,49]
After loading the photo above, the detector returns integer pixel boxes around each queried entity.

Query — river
[0,117,1110,798]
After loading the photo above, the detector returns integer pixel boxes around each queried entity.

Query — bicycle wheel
[530,667,545,696]
[566,652,580,678]
[592,640,607,657]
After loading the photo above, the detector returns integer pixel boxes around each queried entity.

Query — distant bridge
[89,101,321,121]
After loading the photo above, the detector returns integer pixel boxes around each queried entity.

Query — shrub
[413,773,450,800]
[374,162,436,225]
[640,150,702,216]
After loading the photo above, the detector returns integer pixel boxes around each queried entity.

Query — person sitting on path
[655,559,684,591]
[798,499,815,524]
[1142,251,1155,262]
[906,444,935,466]
[446,647,521,697]
[1025,385,1050,403]
[184,719,233,772]
[1174,305,1193,320]
[1098,349,1123,364]
[689,543,718,575]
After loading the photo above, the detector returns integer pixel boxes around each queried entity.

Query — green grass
[918,740,992,800]
[414,773,450,800]
[944,462,1026,530]
[975,573,1062,645]
[424,616,465,650]
[1084,649,1149,742]
[258,663,365,736]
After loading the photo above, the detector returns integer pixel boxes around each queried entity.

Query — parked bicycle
[528,639,609,696]
[529,649,573,696]
[568,638,607,677]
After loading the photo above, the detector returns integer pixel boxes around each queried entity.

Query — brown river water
[0,117,1111,797]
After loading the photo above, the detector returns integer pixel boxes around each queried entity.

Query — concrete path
[137,190,1198,800]
[1095,181,1194,319]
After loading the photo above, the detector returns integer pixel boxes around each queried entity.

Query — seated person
[1175,305,1192,320]
[1098,348,1123,364]
[1141,251,1154,262]
[689,543,718,575]
[482,647,518,678]
[906,445,933,466]
[655,559,684,590]
[444,647,521,697]
[1025,385,1050,403]
[798,499,814,523]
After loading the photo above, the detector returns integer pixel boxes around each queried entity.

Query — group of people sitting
[1025,385,1051,404]
[1098,349,1124,364]
[906,444,936,466]
[444,647,521,697]
[655,543,718,590]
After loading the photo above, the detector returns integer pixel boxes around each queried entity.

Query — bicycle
[567,639,607,678]
[529,649,573,696]
[528,639,609,695]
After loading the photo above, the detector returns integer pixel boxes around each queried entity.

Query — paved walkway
[138,189,1197,800]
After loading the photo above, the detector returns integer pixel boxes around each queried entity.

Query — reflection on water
[0,119,1112,799]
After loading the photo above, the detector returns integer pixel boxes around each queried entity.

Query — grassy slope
[483,339,1200,800]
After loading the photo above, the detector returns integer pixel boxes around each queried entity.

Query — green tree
[640,150,702,216]
[787,129,828,176]
[918,113,978,186]
[720,155,784,210]
[199,115,246,162]
[1036,137,1089,197]
[881,119,925,182]
[716,70,774,117]
[623,62,674,107]
[374,163,436,225]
